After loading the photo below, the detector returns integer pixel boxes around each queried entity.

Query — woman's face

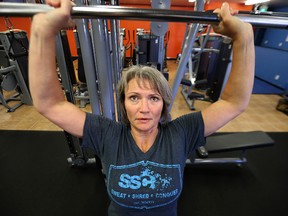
[124,78,163,134]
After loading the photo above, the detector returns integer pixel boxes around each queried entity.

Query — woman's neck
[130,127,158,153]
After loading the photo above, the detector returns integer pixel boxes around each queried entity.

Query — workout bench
[187,131,275,165]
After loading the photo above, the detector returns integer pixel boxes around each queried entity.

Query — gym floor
[0,60,287,132]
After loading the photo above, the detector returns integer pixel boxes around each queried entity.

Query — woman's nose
[139,99,149,112]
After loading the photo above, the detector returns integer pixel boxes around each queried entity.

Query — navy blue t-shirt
[82,112,205,216]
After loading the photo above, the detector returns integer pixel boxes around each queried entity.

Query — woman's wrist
[231,23,254,45]
[31,14,59,39]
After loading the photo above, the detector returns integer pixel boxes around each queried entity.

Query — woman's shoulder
[169,111,203,124]
[85,112,126,128]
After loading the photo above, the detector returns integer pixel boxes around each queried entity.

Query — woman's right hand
[32,0,75,37]
[212,2,253,42]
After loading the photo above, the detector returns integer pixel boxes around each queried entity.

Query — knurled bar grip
[1,2,288,29]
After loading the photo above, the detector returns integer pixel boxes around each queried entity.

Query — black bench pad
[205,131,275,153]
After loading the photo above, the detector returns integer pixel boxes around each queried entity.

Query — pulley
[150,21,168,36]
[150,0,171,36]
[151,0,171,10]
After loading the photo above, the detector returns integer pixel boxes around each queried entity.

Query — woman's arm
[29,0,86,137]
[202,2,255,136]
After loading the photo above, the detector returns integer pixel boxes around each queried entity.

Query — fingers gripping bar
[1,2,288,29]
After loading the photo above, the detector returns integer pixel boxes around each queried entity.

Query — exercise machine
[133,29,161,69]
[2,0,287,167]
[181,32,233,110]
[0,27,32,112]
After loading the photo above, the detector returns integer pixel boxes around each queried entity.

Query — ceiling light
[245,0,271,5]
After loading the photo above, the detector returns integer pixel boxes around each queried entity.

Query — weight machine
[180,30,233,110]
[131,0,170,77]
[2,0,286,166]
[133,28,169,74]
[0,25,32,112]
[134,29,161,69]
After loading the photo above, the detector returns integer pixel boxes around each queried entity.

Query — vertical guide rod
[74,0,101,115]
[90,0,115,120]
[169,0,205,111]
[110,0,122,121]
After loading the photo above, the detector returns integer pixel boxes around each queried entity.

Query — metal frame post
[169,0,205,111]
[90,0,115,120]
[74,0,101,115]
[110,0,121,121]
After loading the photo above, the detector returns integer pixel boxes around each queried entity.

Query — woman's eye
[129,96,138,101]
[151,97,160,102]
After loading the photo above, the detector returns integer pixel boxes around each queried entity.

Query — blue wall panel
[255,46,288,90]
[261,28,288,51]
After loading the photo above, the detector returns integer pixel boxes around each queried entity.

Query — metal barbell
[1,2,288,29]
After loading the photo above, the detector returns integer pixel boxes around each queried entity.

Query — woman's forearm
[220,27,255,112]
[28,16,66,114]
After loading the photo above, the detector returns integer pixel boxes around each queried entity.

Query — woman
[29,0,255,215]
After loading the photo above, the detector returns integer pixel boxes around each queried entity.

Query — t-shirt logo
[107,160,182,209]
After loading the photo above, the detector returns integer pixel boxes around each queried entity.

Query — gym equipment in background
[1,0,284,166]
[0,28,32,112]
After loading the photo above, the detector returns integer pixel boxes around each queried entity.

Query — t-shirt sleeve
[81,112,119,157]
[171,111,206,157]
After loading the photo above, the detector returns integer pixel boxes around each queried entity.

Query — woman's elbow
[34,103,50,117]
[234,101,249,117]
[33,99,59,118]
